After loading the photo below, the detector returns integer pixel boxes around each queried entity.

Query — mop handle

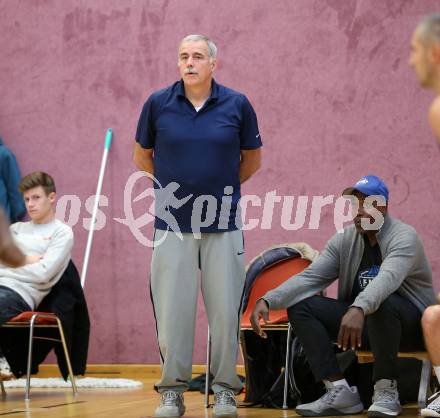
[80,128,113,288]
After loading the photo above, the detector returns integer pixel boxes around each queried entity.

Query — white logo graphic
[114,172,192,247]
[55,172,386,248]
[356,178,369,186]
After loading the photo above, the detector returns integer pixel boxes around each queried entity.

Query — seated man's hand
[337,306,364,351]
[25,255,42,265]
[250,299,270,339]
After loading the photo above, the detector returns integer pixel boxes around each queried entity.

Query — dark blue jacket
[0,138,25,222]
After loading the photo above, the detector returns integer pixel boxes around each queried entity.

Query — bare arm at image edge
[0,209,25,267]
[429,97,440,144]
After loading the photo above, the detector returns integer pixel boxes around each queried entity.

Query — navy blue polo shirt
[135,79,262,233]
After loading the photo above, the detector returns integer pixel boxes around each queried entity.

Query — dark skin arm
[250,299,270,338]
[337,306,365,350]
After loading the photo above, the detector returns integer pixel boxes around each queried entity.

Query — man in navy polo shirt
[133,34,262,418]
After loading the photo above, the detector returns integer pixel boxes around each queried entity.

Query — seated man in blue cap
[250,175,436,417]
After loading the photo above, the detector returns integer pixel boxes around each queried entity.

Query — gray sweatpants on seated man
[150,229,245,394]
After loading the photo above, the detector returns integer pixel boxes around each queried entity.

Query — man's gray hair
[417,13,440,45]
[179,34,217,60]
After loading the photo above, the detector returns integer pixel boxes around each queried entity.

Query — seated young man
[0,171,73,379]
[251,175,436,417]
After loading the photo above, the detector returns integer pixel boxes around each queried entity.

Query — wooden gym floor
[0,365,423,418]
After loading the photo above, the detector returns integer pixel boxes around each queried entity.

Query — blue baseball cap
[342,175,389,202]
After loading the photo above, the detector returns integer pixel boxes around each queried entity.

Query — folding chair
[1,311,77,400]
[205,255,312,409]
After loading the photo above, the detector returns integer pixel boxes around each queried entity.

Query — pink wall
[1,0,440,364]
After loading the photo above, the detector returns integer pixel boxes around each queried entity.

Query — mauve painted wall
[1,0,440,364]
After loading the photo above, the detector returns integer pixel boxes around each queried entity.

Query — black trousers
[287,294,425,382]
[0,285,31,357]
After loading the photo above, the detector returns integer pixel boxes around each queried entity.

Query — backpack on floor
[241,243,321,408]
[242,331,325,408]
[288,337,325,405]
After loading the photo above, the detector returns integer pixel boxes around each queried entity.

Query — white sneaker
[0,357,13,380]
[421,392,440,417]
[154,390,185,417]
[213,389,238,418]
[295,384,364,416]
[368,379,402,417]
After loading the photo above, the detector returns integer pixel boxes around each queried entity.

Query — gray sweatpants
[150,229,246,394]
